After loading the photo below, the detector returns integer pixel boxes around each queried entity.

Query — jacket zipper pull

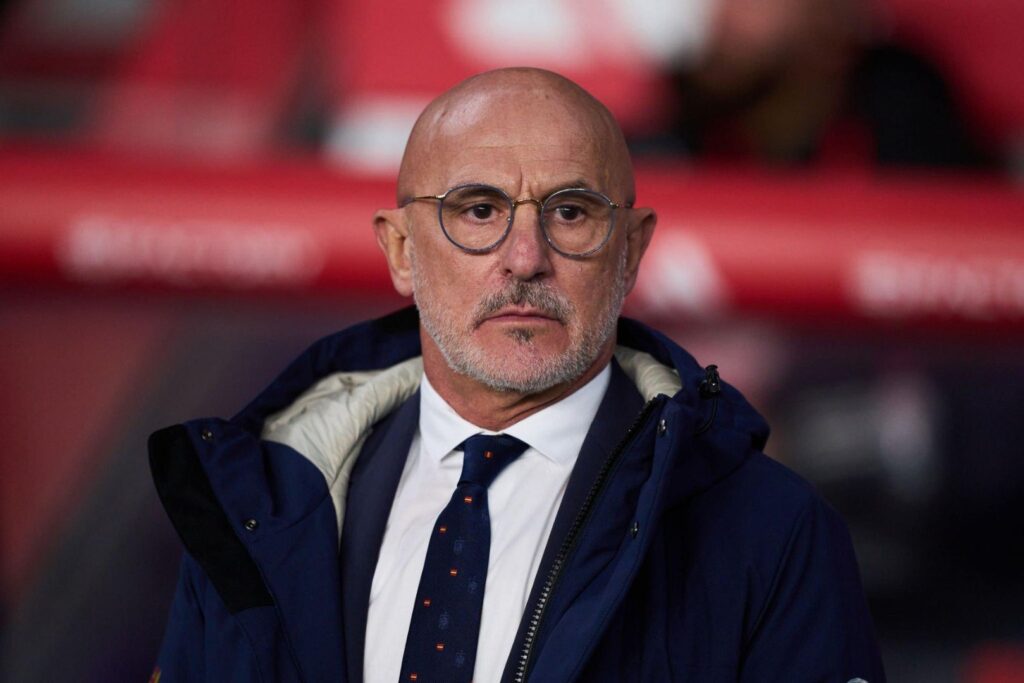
[696,365,721,434]
[699,364,721,398]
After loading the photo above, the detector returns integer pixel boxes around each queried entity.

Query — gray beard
[413,252,626,394]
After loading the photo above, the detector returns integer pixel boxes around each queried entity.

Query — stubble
[413,250,627,394]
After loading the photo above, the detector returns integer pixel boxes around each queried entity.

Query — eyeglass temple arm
[397,194,445,208]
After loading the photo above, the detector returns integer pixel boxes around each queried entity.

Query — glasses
[404,184,631,258]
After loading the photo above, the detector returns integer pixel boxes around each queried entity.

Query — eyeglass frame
[401,183,634,258]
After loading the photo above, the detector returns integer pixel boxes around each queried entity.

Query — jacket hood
[233,306,770,511]
[232,306,424,435]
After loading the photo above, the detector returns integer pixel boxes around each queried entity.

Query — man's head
[374,68,656,413]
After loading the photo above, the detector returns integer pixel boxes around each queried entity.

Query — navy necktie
[399,433,530,682]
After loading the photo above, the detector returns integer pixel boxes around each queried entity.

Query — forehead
[416,88,616,193]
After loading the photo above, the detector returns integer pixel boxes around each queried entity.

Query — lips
[479,309,562,330]
[486,306,557,321]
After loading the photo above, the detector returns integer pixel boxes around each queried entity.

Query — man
[150,68,885,681]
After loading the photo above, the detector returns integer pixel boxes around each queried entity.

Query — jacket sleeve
[740,497,886,683]
[154,554,208,680]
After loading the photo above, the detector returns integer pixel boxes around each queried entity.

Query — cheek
[563,258,618,302]
[413,242,489,312]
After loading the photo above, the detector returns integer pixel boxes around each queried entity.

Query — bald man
[149,68,885,682]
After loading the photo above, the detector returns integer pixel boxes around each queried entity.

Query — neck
[420,335,614,432]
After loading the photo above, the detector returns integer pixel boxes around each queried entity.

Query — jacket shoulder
[675,451,856,634]
[685,450,841,546]
[674,452,884,679]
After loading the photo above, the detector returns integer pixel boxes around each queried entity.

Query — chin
[417,293,617,395]
[457,335,598,395]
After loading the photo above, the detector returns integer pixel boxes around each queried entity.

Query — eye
[546,200,592,225]
[468,203,497,221]
[443,186,509,225]
[553,204,585,222]
[544,190,611,226]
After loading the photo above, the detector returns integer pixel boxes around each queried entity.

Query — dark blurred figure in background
[640,0,994,169]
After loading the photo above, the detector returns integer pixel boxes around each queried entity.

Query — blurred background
[1,0,1023,680]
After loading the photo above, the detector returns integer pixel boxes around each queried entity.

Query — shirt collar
[418,363,612,467]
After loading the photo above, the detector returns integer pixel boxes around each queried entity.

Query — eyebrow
[540,179,598,195]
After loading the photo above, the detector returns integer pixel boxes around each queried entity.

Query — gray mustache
[475,282,573,324]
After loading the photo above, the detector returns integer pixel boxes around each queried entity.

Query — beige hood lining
[261,347,679,541]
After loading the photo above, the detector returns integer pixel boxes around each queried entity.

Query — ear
[373,208,414,297]
[622,207,656,295]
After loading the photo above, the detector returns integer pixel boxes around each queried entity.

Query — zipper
[512,397,661,683]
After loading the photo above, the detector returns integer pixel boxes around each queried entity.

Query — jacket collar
[230,306,771,515]
[232,307,423,436]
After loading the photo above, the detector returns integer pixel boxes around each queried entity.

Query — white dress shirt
[363,364,611,683]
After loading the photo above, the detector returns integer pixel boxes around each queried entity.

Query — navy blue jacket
[150,307,885,682]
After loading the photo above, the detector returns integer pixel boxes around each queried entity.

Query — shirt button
[243,518,259,532]
[200,428,214,442]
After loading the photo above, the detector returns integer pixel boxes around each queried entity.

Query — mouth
[480,306,561,326]
[473,282,573,330]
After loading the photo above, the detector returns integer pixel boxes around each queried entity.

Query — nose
[498,199,553,281]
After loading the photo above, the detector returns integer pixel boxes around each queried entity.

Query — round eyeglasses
[403,184,632,258]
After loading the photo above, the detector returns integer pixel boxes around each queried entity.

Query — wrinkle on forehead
[397,68,634,203]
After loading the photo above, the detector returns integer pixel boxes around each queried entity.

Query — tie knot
[458,433,529,489]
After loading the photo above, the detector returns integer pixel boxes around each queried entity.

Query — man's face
[402,89,639,394]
